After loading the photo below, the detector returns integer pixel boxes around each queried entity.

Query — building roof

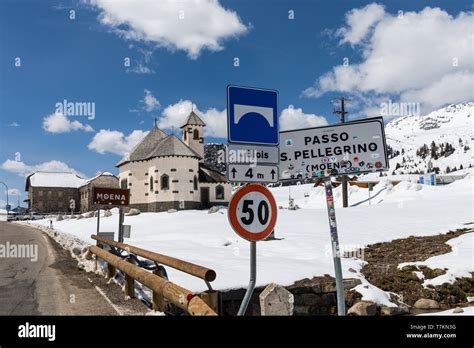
[25,172,86,190]
[117,127,167,166]
[117,128,201,167]
[198,164,228,183]
[148,135,202,158]
[79,172,117,188]
[180,111,205,128]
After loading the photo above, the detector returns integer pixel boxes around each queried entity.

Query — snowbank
[418,307,474,316]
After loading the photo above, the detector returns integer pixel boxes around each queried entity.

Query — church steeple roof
[180,111,205,128]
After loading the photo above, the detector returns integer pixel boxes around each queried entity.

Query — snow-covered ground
[0,209,7,221]
[399,233,474,287]
[21,172,473,308]
[418,307,474,316]
[384,103,473,175]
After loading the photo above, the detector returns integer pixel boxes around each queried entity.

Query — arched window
[193,175,198,190]
[193,129,199,140]
[216,185,224,200]
[150,176,154,192]
[161,174,169,190]
[120,179,128,189]
[183,129,187,141]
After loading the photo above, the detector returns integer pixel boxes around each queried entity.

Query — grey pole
[96,208,100,234]
[0,181,9,216]
[323,177,346,316]
[118,207,124,243]
[237,241,256,316]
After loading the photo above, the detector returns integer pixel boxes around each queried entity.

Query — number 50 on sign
[228,184,277,241]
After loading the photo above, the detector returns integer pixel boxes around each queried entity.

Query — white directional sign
[228,184,277,241]
[279,117,388,179]
[227,164,279,183]
[227,144,279,165]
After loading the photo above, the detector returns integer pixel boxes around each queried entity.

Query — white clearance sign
[279,117,388,179]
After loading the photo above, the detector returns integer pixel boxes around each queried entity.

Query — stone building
[25,172,83,214]
[79,172,119,213]
[116,111,231,212]
[25,171,118,214]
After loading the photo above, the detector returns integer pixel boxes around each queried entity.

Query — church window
[193,129,199,140]
[120,179,128,189]
[193,176,198,190]
[161,174,169,190]
[150,176,154,192]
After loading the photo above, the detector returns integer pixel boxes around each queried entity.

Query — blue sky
[1,0,472,207]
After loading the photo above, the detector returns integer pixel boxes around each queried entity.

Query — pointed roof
[116,129,201,167]
[180,111,205,128]
[147,134,202,158]
[116,127,167,166]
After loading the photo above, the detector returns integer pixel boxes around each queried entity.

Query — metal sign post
[368,182,374,205]
[323,177,345,316]
[96,208,101,234]
[118,207,124,243]
[228,184,277,316]
[237,241,256,315]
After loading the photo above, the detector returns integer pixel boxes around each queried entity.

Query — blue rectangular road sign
[227,85,279,145]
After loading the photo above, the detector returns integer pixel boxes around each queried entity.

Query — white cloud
[6,188,21,196]
[89,0,248,59]
[1,159,85,178]
[127,63,154,74]
[8,122,20,127]
[42,112,94,133]
[142,89,160,111]
[159,100,227,138]
[304,5,474,114]
[88,129,148,155]
[279,106,328,131]
[336,3,385,45]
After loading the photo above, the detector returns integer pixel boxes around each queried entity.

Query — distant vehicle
[7,213,20,222]
[28,212,44,220]
[7,212,44,221]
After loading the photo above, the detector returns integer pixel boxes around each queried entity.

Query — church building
[116,111,231,212]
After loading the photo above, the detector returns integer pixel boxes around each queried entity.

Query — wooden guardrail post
[107,263,116,279]
[152,268,166,312]
[199,290,220,314]
[124,256,136,299]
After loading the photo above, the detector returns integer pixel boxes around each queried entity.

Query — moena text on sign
[279,117,388,179]
[93,187,130,206]
[228,184,277,241]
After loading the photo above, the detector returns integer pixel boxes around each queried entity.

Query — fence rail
[88,245,217,316]
[91,234,216,282]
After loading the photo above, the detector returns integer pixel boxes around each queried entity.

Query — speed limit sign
[228,184,277,241]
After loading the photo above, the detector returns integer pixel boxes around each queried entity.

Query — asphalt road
[0,222,146,315]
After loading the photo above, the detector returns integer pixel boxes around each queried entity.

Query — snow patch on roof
[28,172,86,188]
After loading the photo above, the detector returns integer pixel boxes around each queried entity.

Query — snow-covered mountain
[384,103,473,175]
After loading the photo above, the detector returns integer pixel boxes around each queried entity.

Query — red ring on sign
[228,184,278,241]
